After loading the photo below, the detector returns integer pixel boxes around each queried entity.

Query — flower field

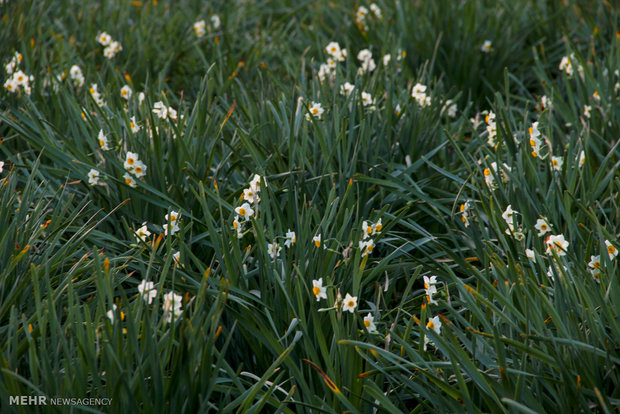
[1,0,619,412]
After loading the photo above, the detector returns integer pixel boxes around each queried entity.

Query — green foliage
[1,0,619,412]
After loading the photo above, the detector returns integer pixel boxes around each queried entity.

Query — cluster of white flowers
[546,234,569,257]
[89,83,105,106]
[483,161,510,189]
[4,51,22,75]
[233,174,262,238]
[361,91,376,110]
[164,210,180,236]
[318,42,346,82]
[340,81,354,97]
[124,151,147,180]
[138,280,157,303]
[502,205,524,240]
[152,101,178,121]
[96,32,122,59]
[4,57,33,95]
[357,48,376,75]
[193,15,221,37]
[440,99,457,117]
[359,218,382,257]
[528,121,543,158]
[558,53,583,78]
[459,201,472,227]
[162,291,183,323]
[69,65,85,88]
[97,129,110,150]
[588,241,618,280]
[485,111,497,147]
[355,4,381,29]
[267,241,282,259]
[424,275,438,305]
[411,83,431,107]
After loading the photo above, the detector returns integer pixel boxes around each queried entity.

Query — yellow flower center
[541,224,547,231]
[311,108,319,114]
[424,282,429,289]
[347,300,355,308]
[125,178,132,185]
[313,286,321,296]
[532,151,538,158]
[135,167,142,174]
[367,245,373,252]
[17,75,23,82]
[529,139,536,146]
[233,221,238,229]
[364,320,371,328]
[89,87,95,94]
[367,226,372,234]
[608,245,616,254]
[127,158,134,165]
[99,140,105,147]
[238,208,246,216]
[462,216,467,223]
[426,321,434,329]
[592,261,600,269]
[314,240,321,248]
[552,160,558,166]
[375,224,382,232]
[331,47,337,52]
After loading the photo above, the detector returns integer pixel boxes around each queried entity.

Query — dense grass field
[1,0,619,412]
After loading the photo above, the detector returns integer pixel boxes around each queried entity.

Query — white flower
[124,151,140,170]
[369,3,382,18]
[129,116,141,133]
[395,104,402,116]
[356,6,369,23]
[242,187,259,203]
[137,280,157,304]
[546,234,569,257]
[363,313,377,333]
[481,40,492,53]
[551,156,563,171]
[120,85,132,100]
[583,105,591,119]
[383,54,391,66]
[540,95,552,110]
[588,255,601,279]
[135,222,151,242]
[96,32,112,46]
[267,242,281,260]
[97,130,110,150]
[502,205,516,231]
[559,55,574,76]
[103,41,122,59]
[342,293,357,313]
[357,58,376,75]
[424,315,442,350]
[162,291,183,323]
[357,49,373,62]
[87,169,100,186]
[578,151,585,166]
[534,217,552,236]
[172,250,181,266]
[0,161,4,173]
[605,240,618,260]
[233,216,244,239]
[340,82,355,97]
[152,101,177,120]
[131,160,147,178]
[306,102,324,120]
[593,91,601,101]
[411,83,431,107]
[424,275,438,305]
[165,210,180,236]
[441,100,457,117]
[69,65,84,87]
[235,202,254,220]
[106,304,118,323]
[193,20,206,37]
[210,15,221,29]
[359,239,375,257]
[326,42,342,58]
[526,249,536,263]
[361,91,375,108]
[284,229,296,248]
[312,278,327,301]
[123,173,137,188]
[313,234,322,248]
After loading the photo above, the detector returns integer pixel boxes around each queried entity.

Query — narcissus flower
[312,278,327,301]
[137,280,157,304]
[605,240,618,260]
[305,102,324,120]
[340,82,354,97]
[120,85,132,100]
[164,210,180,236]
[103,40,122,59]
[459,201,471,227]
[424,275,438,305]
[424,315,442,350]
[546,234,569,257]
[106,304,119,323]
[551,156,563,171]
[363,313,377,333]
[359,239,375,257]
[98,130,110,150]
[96,32,112,46]
[588,255,601,279]
[267,242,281,260]
[313,234,322,248]
[480,40,492,53]
[124,151,140,170]
[235,202,254,220]
[131,160,147,178]
[123,173,137,188]
[534,217,552,237]
[88,169,100,185]
[135,222,151,242]
[211,15,221,29]
[162,291,183,323]
[69,65,84,87]
[583,105,591,119]
[411,83,431,107]
[193,20,206,37]
[129,116,141,133]
[526,249,536,262]
[342,293,357,313]
[284,229,296,248]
